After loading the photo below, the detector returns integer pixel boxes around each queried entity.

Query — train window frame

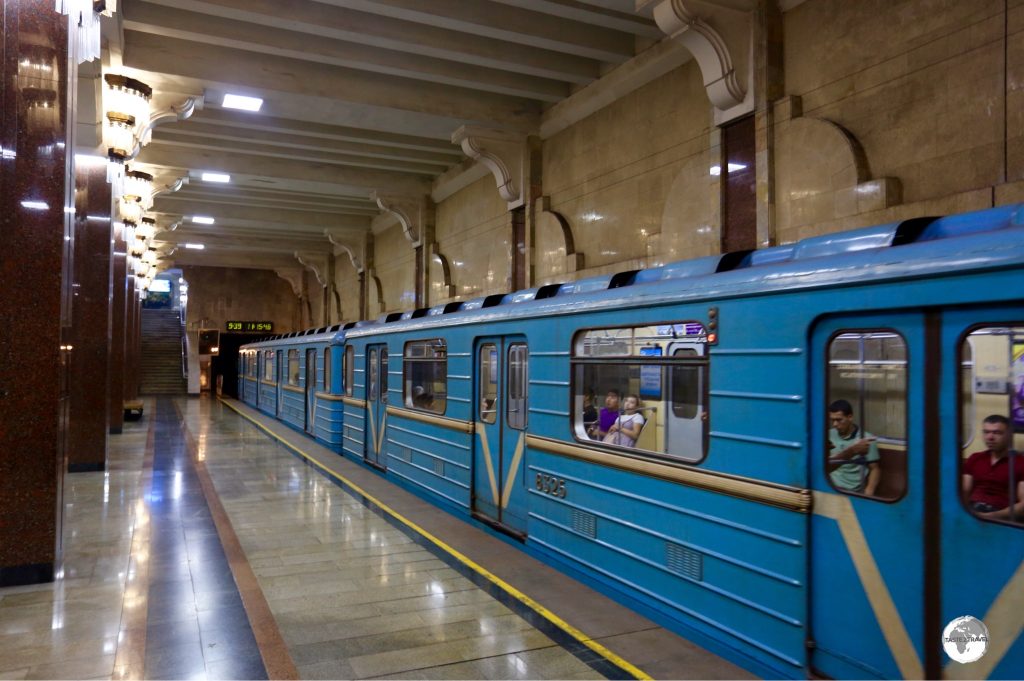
[248,351,257,378]
[403,339,447,415]
[287,349,300,387]
[956,323,1024,528]
[824,328,908,503]
[264,351,274,381]
[570,321,709,464]
[344,345,353,396]
[323,348,331,392]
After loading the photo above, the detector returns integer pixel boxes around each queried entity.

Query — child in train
[604,394,645,448]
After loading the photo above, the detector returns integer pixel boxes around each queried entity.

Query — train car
[331,204,1024,680]
[238,325,347,449]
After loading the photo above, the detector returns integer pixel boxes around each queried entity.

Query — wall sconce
[103,74,151,197]
[123,169,154,210]
[136,216,156,243]
[55,1,117,64]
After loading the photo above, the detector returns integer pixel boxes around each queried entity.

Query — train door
[938,308,1024,680]
[473,337,529,538]
[364,344,388,470]
[665,341,705,446]
[809,313,931,679]
[305,349,316,435]
[275,350,283,417]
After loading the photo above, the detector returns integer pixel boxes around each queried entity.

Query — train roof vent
[609,269,639,288]
[342,321,358,330]
[535,283,563,300]
[633,266,665,284]
[426,304,447,316]
[793,222,901,261]
[317,326,327,333]
[569,274,614,294]
[410,307,430,318]
[660,254,722,280]
[460,296,487,311]
[913,204,1020,242]
[744,244,796,268]
[329,324,341,332]
[483,293,508,307]
[382,312,403,323]
[507,288,539,304]
[715,250,755,273]
[443,301,464,314]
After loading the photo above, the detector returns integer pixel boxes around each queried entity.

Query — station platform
[0,396,754,680]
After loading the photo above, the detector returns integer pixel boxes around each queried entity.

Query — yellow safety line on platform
[220,397,651,681]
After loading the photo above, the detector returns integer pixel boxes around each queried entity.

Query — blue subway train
[240,204,1024,679]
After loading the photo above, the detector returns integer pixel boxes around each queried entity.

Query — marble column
[109,231,127,433]
[126,289,140,400]
[0,0,70,586]
[68,162,112,472]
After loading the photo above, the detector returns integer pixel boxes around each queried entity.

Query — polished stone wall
[183,266,302,334]
[109,226,127,434]
[0,0,69,586]
[68,162,113,471]
[373,222,416,314]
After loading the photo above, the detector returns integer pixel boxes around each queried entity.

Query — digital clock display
[226,321,274,332]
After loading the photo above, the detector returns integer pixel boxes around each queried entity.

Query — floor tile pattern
[179,397,607,680]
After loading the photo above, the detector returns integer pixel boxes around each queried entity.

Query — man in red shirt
[963,414,1023,522]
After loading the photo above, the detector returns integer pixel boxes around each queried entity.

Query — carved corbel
[370,191,428,247]
[451,126,526,210]
[130,95,204,159]
[295,251,330,288]
[650,0,750,117]
[324,230,364,273]
[274,267,305,298]
[152,175,189,201]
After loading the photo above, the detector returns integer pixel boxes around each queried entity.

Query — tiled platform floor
[0,395,754,680]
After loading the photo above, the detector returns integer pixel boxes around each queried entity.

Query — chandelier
[103,74,152,197]
[55,1,116,64]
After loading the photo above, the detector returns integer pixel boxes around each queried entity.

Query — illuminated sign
[226,321,273,332]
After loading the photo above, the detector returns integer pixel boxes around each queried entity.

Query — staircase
[140,308,187,394]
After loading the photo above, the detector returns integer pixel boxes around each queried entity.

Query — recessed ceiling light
[183,243,205,250]
[201,172,231,183]
[222,94,262,112]
[191,216,215,225]
[21,200,49,210]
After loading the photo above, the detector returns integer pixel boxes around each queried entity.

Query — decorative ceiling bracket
[129,95,204,160]
[369,191,425,247]
[295,252,330,288]
[152,175,189,201]
[651,0,748,114]
[451,126,526,210]
[274,267,305,298]
[324,230,364,273]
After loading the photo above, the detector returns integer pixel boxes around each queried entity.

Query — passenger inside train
[826,399,881,496]
[963,414,1024,523]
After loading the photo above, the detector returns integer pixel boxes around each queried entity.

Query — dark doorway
[211,332,267,399]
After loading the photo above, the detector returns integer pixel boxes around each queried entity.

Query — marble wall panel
[182,266,301,334]
[0,0,68,586]
[781,0,1014,238]
[68,164,112,472]
[109,228,127,434]
[373,223,415,314]
[336,254,362,321]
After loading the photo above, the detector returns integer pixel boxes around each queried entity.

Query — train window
[264,351,273,381]
[404,339,446,414]
[479,344,498,424]
[507,344,528,430]
[287,349,299,386]
[380,349,389,404]
[572,322,708,462]
[344,346,353,396]
[959,326,1024,527]
[249,351,257,378]
[369,348,378,400]
[323,348,331,392]
[826,331,907,500]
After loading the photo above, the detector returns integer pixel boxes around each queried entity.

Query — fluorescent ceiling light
[201,172,230,183]
[222,94,262,111]
[21,200,49,210]
[191,216,215,225]
[183,243,205,250]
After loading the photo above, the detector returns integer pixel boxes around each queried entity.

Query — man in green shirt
[827,399,881,495]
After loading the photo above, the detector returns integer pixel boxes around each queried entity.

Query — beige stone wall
[540,63,717,283]
[432,175,511,303]
[336,253,361,322]
[776,0,1023,242]
[373,222,416,315]
[182,266,299,334]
